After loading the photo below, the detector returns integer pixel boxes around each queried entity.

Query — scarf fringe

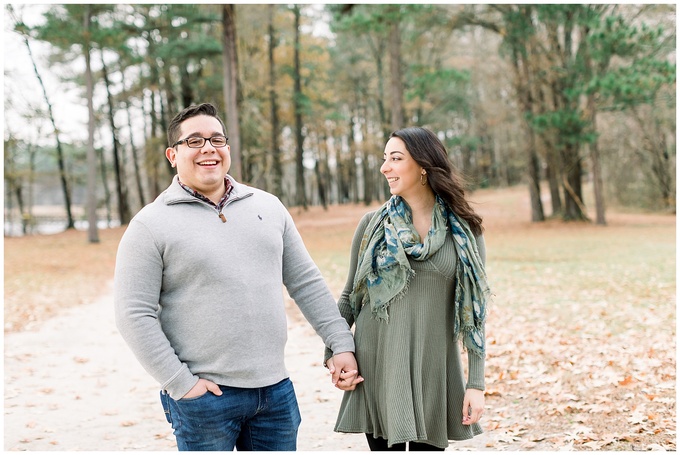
[454,274,491,325]
[458,326,486,360]
[372,267,416,323]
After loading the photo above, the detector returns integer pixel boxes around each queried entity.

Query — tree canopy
[4,4,676,236]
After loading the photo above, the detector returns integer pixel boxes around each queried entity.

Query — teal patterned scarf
[349,195,490,358]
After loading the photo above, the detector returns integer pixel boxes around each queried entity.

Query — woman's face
[380,137,426,200]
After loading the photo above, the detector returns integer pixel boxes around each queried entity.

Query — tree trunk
[4,143,26,235]
[545,161,562,216]
[589,140,606,225]
[587,93,606,225]
[527,146,544,222]
[561,144,588,221]
[292,5,307,209]
[580,23,606,225]
[512,46,544,222]
[27,142,37,233]
[357,96,373,206]
[101,56,130,225]
[388,11,404,130]
[157,88,172,178]
[20,31,75,230]
[268,4,283,198]
[98,140,112,226]
[163,64,177,119]
[83,6,99,243]
[366,35,391,139]
[180,63,193,108]
[347,115,359,203]
[632,106,675,210]
[146,89,161,199]
[121,69,146,210]
[314,136,328,210]
[336,150,347,204]
[14,185,27,235]
[649,116,674,210]
[146,96,161,198]
[155,71,173,181]
[4,158,15,235]
[222,4,243,182]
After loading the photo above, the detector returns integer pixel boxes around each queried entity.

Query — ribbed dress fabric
[332,214,485,449]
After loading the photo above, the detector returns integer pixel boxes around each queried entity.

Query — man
[114,103,361,451]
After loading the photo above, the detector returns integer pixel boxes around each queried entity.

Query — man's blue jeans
[160,378,301,451]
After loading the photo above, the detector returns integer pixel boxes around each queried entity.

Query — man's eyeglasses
[173,135,228,149]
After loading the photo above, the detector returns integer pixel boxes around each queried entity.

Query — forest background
[2,4,676,450]
[3,3,676,238]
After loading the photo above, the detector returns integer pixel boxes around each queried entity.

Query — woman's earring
[420,171,427,186]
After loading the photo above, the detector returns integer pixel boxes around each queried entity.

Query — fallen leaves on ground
[4,187,675,450]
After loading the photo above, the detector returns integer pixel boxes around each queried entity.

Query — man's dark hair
[167,103,227,147]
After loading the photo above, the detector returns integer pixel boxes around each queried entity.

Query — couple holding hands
[114,103,490,451]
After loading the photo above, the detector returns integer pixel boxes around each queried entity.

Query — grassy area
[472,189,675,450]
[488,220,674,336]
[4,227,124,332]
[4,186,676,449]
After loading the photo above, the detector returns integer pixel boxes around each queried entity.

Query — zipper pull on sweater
[219,213,227,223]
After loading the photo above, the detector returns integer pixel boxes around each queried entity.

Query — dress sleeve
[466,233,487,390]
[324,211,374,364]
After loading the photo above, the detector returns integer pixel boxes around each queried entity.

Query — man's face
[165,115,231,201]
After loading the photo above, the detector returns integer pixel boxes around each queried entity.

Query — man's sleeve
[280,210,355,356]
[113,220,198,399]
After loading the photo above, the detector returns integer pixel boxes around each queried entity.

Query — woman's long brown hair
[390,127,484,236]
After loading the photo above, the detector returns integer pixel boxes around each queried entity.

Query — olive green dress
[328,212,486,449]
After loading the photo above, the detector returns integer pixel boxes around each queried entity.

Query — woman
[326,127,491,451]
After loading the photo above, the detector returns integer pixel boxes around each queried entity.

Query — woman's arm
[466,233,487,390]
[324,211,375,364]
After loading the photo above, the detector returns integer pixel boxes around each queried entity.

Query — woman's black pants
[365,434,445,451]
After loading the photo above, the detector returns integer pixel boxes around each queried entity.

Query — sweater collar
[163,174,252,205]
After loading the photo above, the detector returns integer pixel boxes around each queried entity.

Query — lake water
[4,219,120,237]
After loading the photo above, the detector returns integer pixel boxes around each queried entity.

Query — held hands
[326,352,364,391]
[181,378,223,399]
[462,388,485,425]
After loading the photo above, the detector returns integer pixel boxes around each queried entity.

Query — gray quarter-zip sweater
[114,175,355,399]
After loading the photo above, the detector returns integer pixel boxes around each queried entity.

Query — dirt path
[4,287,496,451]
[6,190,674,451]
